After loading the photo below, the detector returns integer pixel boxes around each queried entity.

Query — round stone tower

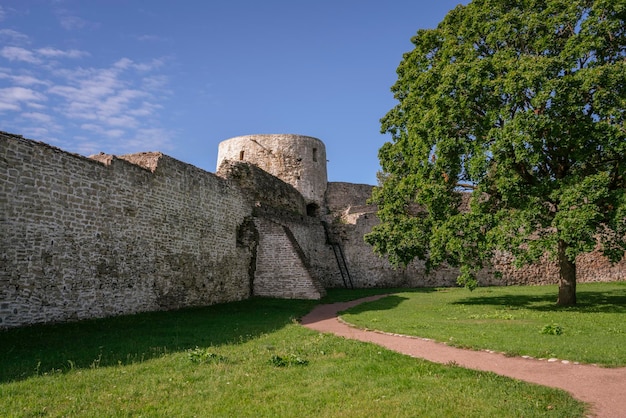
[216,134,328,213]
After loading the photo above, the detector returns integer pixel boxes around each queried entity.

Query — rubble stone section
[325,182,626,288]
[0,132,254,328]
[216,134,328,209]
[216,159,307,215]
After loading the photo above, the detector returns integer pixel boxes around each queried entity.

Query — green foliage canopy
[367,0,626,293]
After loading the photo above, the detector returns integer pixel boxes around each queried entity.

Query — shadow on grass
[0,288,419,384]
[453,288,626,313]
[323,287,437,304]
[334,288,438,315]
[339,295,409,315]
[0,297,318,384]
[321,287,411,304]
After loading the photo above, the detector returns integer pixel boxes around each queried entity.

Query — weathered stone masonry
[1,133,255,327]
[324,182,626,289]
[1,131,624,328]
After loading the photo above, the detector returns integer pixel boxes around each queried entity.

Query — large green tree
[366,0,625,306]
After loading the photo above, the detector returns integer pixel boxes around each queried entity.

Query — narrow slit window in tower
[239,150,245,160]
[312,148,318,162]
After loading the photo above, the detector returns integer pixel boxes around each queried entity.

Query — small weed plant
[187,347,228,364]
[268,353,309,367]
[540,324,564,336]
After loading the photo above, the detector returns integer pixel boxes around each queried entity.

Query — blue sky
[1,1,466,185]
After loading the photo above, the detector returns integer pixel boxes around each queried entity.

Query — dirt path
[300,295,626,418]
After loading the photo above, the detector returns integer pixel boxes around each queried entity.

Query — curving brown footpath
[300,295,626,418]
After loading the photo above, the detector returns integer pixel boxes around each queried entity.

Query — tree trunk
[556,240,576,306]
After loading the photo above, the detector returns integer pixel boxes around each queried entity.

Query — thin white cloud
[0,102,20,111]
[0,46,88,67]
[0,86,47,103]
[74,140,105,156]
[22,126,52,139]
[134,58,164,72]
[114,57,163,72]
[0,87,47,113]
[49,67,121,107]
[137,34,160,42]
[99,89,146,117]
[142,75,168,90]
[22,111,54,124]
[48,85,83,100]
[125,127,175,151]
[19,112,63,139]
[26,102,46,110]
[128,101,162,117]
[113,57,133,70]
[79,124,124,139]
[1,30,172,154]
[53,7,100,31]
[37,47,89,59]
[80,123,102,132]
[106,115,138,127]
[0,29,30,44]
[0,6,5,22]
[0,69,50,86]
[46,58,170,144]
[1,46,41,64]
[105,129,125,138]
[59,14,88,30]
[11,74,49,86]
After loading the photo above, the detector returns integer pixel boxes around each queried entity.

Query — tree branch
[456,182,477,190]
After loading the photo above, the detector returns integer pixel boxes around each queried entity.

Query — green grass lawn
[341,282,626,367]
[0,295,586,417]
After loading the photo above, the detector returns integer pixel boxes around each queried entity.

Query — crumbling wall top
[117,152,164,172]
[217,159,307,216]
[216,134,328,208]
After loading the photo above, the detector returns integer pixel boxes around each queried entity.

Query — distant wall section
[325,182,626,288]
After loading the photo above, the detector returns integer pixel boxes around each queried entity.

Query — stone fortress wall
[1,133,256,328]
[324,182,626,289]
[1,131,624,328]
